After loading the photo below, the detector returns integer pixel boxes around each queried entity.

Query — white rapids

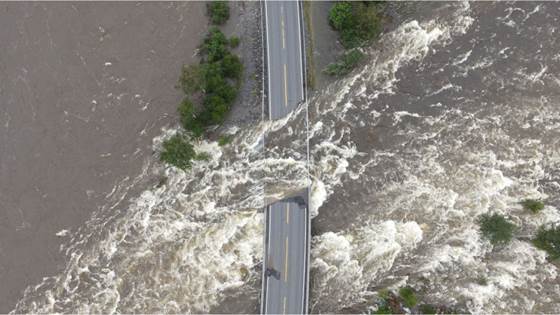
[13,2,560,314]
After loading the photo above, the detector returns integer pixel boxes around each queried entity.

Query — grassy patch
[207,1,230,25]
[229,35,240,48]
[373,303,392,315]
[324,49,364,76]
[478,213,517,246]
[218,134,233,146]
[302,0,316,89]
[521,199,545,214]
[377,288,390,300]
[419,304,437,314]
[533,225,560,260]
[398,287,417,308]
[195,152,211,161]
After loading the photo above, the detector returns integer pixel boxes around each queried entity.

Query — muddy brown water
[0,2,206,311]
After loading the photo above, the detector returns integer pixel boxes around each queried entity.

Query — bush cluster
[478,213,517,246]
[161,4,240,170]
[328,1,382,49]
[159,134,197,170]
[179,27,242,135]
[325,1,383,76]
[207,1,230,25]
[533,225,560,260]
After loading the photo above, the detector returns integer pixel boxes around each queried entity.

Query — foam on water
[13,2,560,313]
[311,221,423,310]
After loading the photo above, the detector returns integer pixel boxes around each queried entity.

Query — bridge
[260,0,310,314]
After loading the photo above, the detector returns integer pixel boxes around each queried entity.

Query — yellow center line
[286,203,290,224]
[283,296,287,314]
[284,236,289,282]
[283,63,288,107]
[281,14,286,49]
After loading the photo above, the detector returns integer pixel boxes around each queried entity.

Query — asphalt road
[265,0,304,119]
[262,1,308,314]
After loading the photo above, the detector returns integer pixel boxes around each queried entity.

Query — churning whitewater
[12,2,560,314]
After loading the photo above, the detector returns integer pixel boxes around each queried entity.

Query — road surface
[261,0,309,314]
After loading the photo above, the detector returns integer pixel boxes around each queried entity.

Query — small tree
[328,1,382,48]
[521,199,545,214]
[398,287,417,308]
[207,1,230,25]
[160,134,197,170]
[328,2,354,31]
[533,225,560,260]
[478,213,517,246]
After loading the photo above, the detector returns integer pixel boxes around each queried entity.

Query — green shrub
[521,199,545,214]
[533,225,560,260]
[221,53,243,80]
[203,95,229,124]
[419,304,437,314]
[214,81,238,103]
[398,287,417,308]
[478,213,517,246]
[324,49,364,76]
[160,134,197,170]
[229,35,240,48]
[218,135,233,146]
[207,1,230,25]
[203,27,229,62]
[328,2,354,31]
[201,62,226,91]
[328,2,382,48]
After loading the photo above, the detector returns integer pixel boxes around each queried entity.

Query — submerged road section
[261,0,309,314]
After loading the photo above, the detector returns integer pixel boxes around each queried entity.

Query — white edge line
[295,2,309,313]
[296,0,305,102]
[261,1,268,314]
[265,206,271,314]
[296,2,311,313]
[265,0,272,121]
